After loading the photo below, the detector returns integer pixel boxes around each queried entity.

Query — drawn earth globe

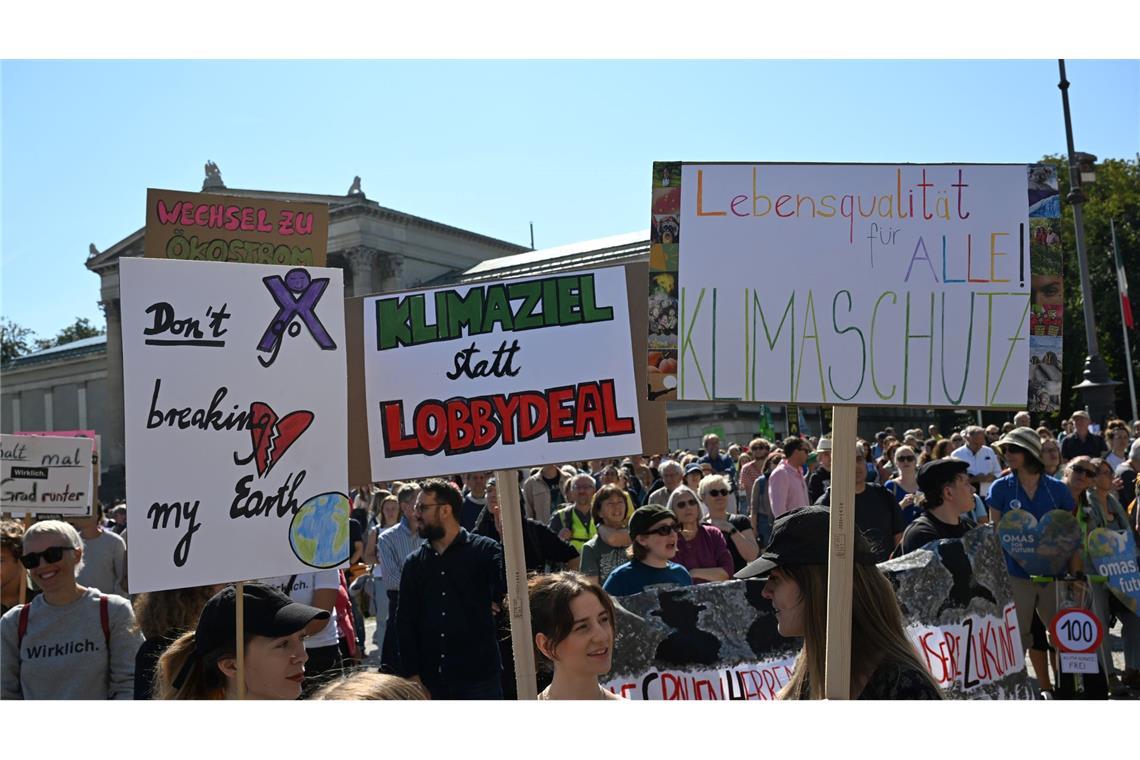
[289,492,351,568]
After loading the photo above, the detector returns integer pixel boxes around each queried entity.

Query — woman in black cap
[602,505,692,597]
[154,582,330,700]
[735,507,942,699]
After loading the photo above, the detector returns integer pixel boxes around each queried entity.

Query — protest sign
[1085,527,1140,613]
[996,508,1082,577]
[144,188,329,266]
[359,265,645,481]
[603,526,1032,700]
[649,163,1033,409]
[16,430,100,518]
[1,434,94,516]
[120,257,348,594]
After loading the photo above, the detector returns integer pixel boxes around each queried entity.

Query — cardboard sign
[1085,527,1140,613]
[650,163,1031,408]
[1,434,94,516]
[144,188,329,267]
[360,266,645,481]
[997,508,1083,578]
[604,525,1032,700]
[120,258,348,594]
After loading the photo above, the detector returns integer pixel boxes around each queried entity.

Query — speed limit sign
[1049,608,1105,654]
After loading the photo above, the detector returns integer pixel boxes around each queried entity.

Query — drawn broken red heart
[248,402,315,477]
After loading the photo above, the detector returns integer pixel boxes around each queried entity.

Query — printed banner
[1027,164,1062,412]
[144,188,329,266]
[120,258,348,594]
[362,267,642,481]
[1,434,94,516]
[604,526,1032,700]
[651,163,1032,408]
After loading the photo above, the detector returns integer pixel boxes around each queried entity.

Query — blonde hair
[697,473,730,500]
[153,630,229,700]
[23,520,84,575]
[312,671,426,700]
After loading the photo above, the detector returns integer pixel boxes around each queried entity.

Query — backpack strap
[99,594,110,648]
[17,603,31,649]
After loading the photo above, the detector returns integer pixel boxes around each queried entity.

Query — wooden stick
[494,468,538,700]
[20,515,32,605]
[235,581,246,700]
[824,405,858,700]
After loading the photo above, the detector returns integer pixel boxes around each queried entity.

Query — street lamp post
[1057,59,1119,425]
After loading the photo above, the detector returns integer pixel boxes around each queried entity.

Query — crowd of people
[2,410,1139,700]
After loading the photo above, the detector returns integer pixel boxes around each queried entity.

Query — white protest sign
[363,266,642,480]
[673,163,1030,408]
[1,434,94,516]
[120,258,348,594]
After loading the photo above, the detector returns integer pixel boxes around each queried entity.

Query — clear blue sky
[2,59,1137,339]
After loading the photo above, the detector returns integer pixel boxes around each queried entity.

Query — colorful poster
[144,188,329,266]
[1027,165,1062,412]
[362,267,642,481]
[603,526,1031,700]
[652,163,1032,409]
[120,258,348,594]
[1,434,94,516]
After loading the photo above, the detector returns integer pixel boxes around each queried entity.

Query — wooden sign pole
[235,581,246,700]
[494,468,538,700]
[824,405,858,700]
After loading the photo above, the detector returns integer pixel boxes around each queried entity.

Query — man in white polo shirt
[951,425,1003,498]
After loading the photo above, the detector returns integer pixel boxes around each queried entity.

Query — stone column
[345,247,377,298]
[99,298,125,472]
[379,253,404,293]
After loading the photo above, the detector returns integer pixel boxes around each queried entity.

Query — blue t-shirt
[883,480,921,525]
[985,472,1076,579]
[602,560,692,597]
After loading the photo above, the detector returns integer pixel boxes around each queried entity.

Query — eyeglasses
[705,488,730,497]
[20,546,73,569]
[896,455,916,463]
[750,446,769,453]
[674,499,700,508]
[644,524,681,537]
[413,501,443,514]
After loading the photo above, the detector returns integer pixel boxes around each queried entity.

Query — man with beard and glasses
[396,480,506,700]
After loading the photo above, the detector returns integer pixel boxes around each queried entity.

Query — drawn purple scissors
[257,268,336,367]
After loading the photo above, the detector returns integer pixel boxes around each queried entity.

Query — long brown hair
[778,561,942,700]
[133,586,217,640]
[528,571,616,669]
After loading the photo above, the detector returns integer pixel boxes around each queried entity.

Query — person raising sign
[155,583,330,700]
[735,507,943,699]
[529,571,625,700]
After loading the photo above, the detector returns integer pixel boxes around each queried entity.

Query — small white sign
[0,434,94,516]
[1059,653,1098,674]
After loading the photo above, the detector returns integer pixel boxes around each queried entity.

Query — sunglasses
[674,499,700,508]
[20,545,74,569]
[896,455,916,463]
[644,524,681,537]
[705,489,730,497]
[1073,467,1096,478]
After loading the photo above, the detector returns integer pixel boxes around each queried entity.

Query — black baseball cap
[629,504,676,538]
[171,583,329,689]
[733,506,876,580]
[916,458,970,499]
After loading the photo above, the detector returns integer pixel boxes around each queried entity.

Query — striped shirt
[377,517,425,593]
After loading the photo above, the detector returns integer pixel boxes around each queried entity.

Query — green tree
[1,317,37,364]
[33,316,105,351]
[1041,155,1140,420]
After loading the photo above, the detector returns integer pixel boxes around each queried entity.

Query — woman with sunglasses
[668,485,733,584]
[699,474,759,574]
[1,520,143,699]
[884,445,922,526]
[602,505,692,597]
